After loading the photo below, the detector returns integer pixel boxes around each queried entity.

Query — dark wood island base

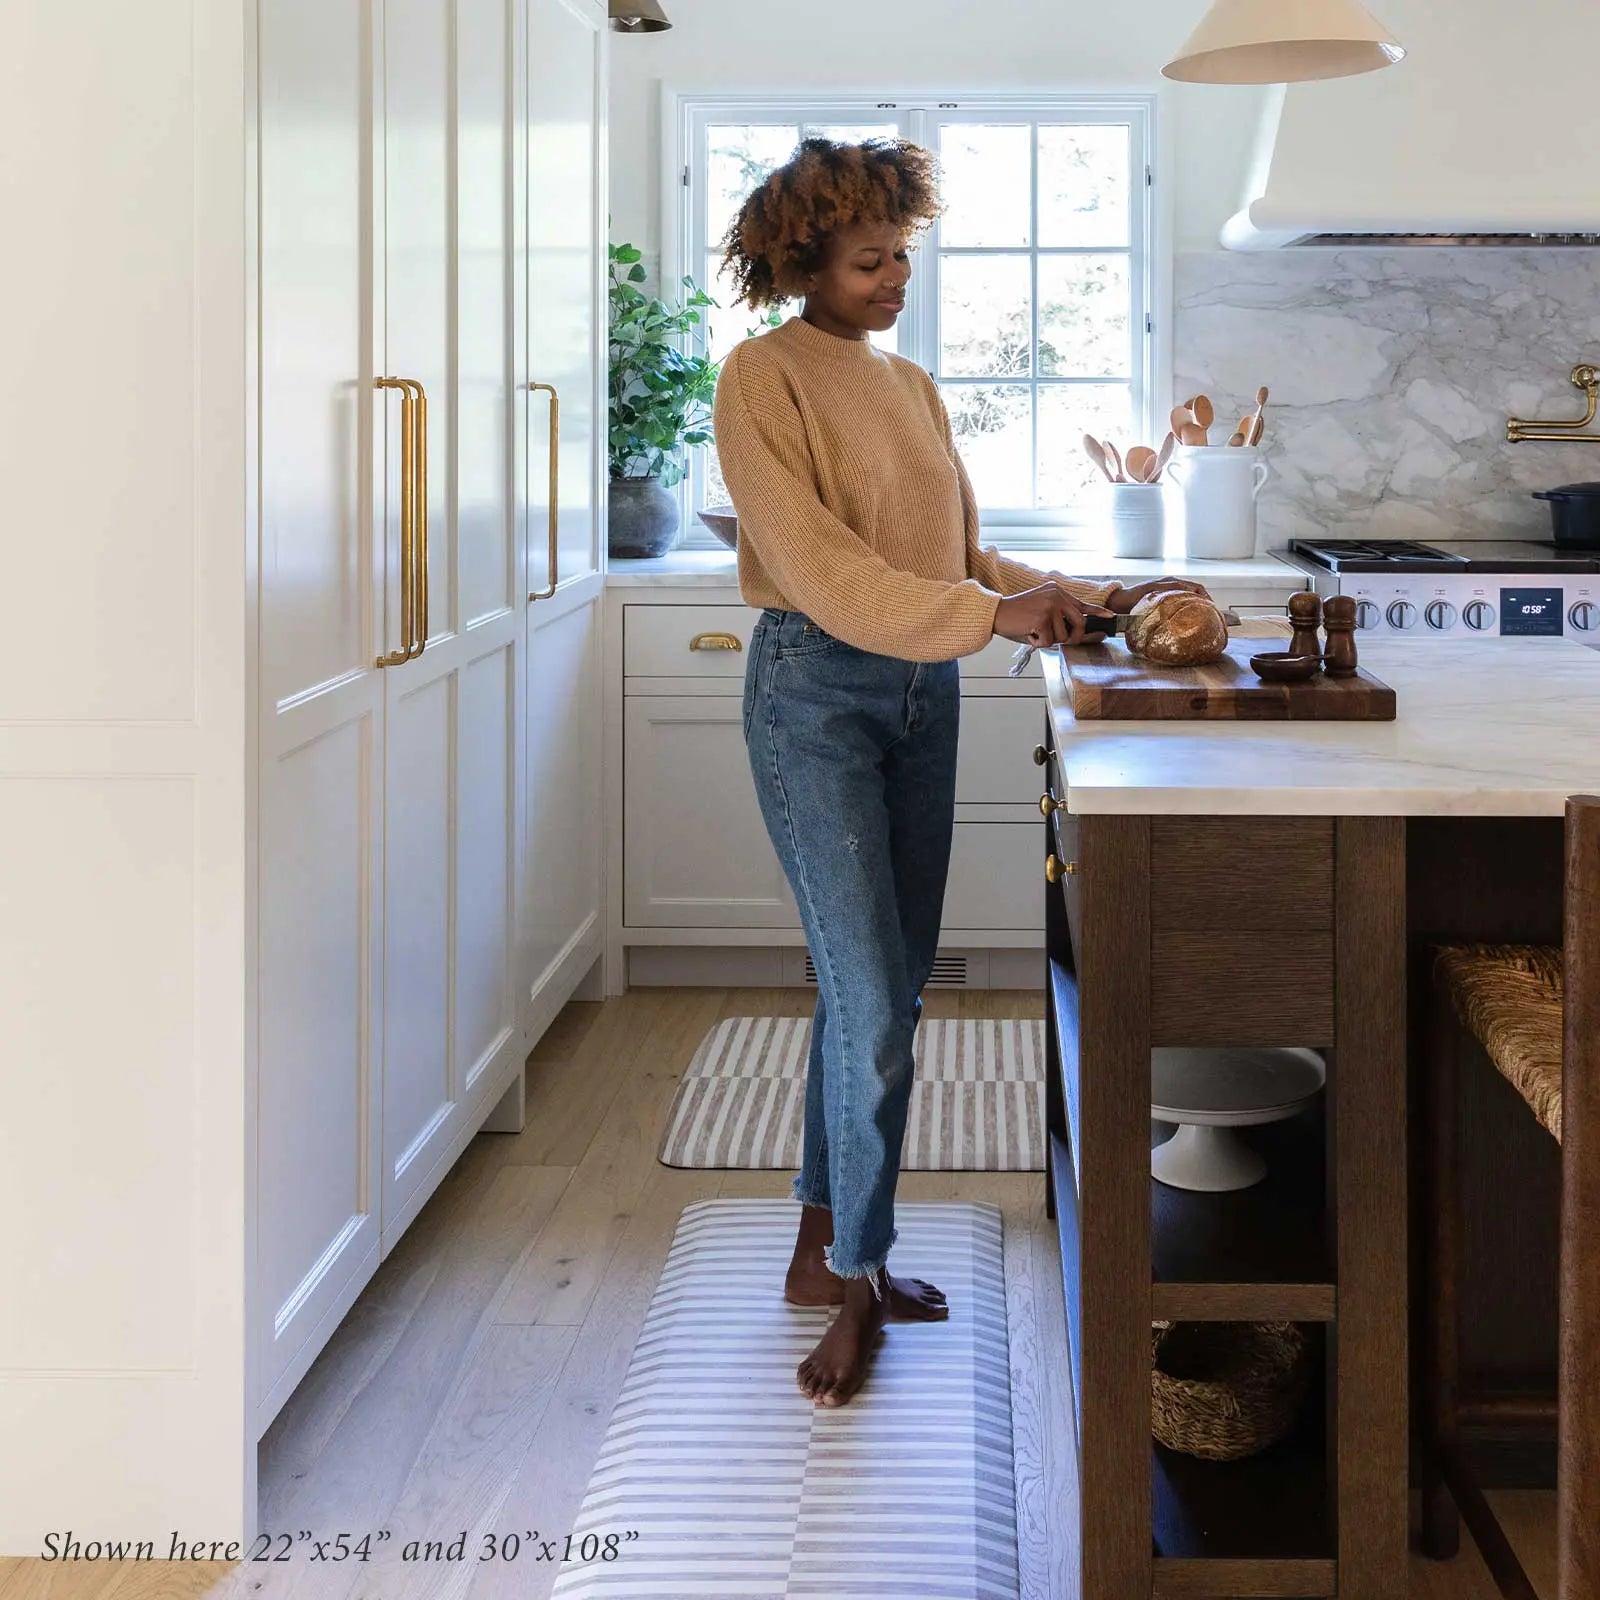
[1040,773,1408,1598]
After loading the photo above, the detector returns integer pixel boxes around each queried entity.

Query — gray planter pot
[608,475,682,559]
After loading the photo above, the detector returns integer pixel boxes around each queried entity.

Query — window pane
[940,255,1032,378]
[707,124,799,244]
[1038,124,1129,248]
[1037,384,1134,507]
[802,122,900,144]
[1038,254,1130,379]
[703,443,731,513]
[938,124,1031,248]
[942,384,1032,509]
[703,253,780,366]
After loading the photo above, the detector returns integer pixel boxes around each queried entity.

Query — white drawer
[957,697,1047,805]
[625,603,757,679]
[945,823,1043,931]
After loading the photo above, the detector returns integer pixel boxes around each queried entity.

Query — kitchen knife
[1007,605,1242,676]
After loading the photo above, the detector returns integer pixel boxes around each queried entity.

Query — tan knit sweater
[711,314,1116,662]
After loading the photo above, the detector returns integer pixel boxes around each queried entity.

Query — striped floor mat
[549,1199,1019,1600]
[657,1016,1045,1172]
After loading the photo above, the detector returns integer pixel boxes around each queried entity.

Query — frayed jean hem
[823,1224,898,1301]
[790,1173,830,1209]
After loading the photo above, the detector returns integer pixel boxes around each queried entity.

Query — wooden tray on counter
[1064,638,1396,720]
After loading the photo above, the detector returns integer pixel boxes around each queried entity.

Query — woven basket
[1151,1320,1313,1461]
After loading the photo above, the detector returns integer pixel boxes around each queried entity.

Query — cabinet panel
[528,587,605,994]
[624,696,799,927]
[946,823,1044,931]
[958,696,1047,805]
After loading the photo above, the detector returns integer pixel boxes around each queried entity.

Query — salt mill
[1287,591,1323,660]
[1321,594,1359,677]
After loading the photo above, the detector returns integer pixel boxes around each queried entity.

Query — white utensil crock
[1107,481,1166,559]
[1167,444,1269,561]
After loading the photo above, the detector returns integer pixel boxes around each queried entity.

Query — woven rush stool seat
[1433,944,1565,1140]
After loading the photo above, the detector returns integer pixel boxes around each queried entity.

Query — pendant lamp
[1163,0,1404,83]
[609,0,671,30]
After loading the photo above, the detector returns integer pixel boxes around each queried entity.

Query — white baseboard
[625,944,1044,990]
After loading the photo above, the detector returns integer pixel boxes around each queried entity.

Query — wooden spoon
[1104,439,1126,482]
[1191,394,1215,434]
[1178,422,1209,447]
[1154,431,1176,479]
[1247,412,1264,446]
[1169,404,1194,440]
[1251,386,1269,445]
[1082,433,1117,483]
[1125,445,1158,483]
[1227,413,1251,447]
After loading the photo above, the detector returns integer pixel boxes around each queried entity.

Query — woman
[712,136,1200,1407]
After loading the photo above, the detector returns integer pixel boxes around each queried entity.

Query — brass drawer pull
[690,631,743,652]
[1039,793,1066,819]
[1033,744,1049,766]
[1044,854,1078,883]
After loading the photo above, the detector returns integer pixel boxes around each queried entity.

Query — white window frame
[662,89,1166,551]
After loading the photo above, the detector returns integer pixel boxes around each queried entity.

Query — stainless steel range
[1274,538,1600,641]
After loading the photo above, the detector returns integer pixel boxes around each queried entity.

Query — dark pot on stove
[1533,482,1600,548]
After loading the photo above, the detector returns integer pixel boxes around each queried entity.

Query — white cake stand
[1150,1046,1326,1192]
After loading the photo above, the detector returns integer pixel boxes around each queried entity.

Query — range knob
[1571,600,1599,633]
[1463,599,1496,632]
[1424,599,1457,631]
[1386,600,1419,631]
[1354,600,1381,630]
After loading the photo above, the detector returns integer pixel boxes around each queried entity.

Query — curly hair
[716,136,945,312]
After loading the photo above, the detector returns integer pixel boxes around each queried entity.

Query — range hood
[1219,0,1600,249]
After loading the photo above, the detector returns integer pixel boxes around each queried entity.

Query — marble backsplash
[1174,249,1600,549]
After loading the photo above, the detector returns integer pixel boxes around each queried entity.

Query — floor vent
[802,952,971,988]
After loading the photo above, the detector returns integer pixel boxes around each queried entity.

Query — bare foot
[783,1203,949,1321]
[785,1258,948,1319]
[796,1276,887,1406]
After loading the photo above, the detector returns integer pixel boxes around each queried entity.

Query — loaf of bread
[1124,591,1230,666]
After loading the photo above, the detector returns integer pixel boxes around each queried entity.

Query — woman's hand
[993,582,1118,648]
[1104,578,1211,614]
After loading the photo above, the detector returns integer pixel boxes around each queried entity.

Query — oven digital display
[1499,588,1564,636]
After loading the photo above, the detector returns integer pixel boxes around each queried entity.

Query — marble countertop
[1041,637,1600,817]
[606,546,1308,590]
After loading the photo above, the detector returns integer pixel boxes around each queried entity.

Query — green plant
[608,240,719,487]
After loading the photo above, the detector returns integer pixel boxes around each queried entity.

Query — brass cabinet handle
[409,379,429,658]
[1044,854,1078,883]
[1039,793,1066,818]
[529,381,559,601]
[376,377,418,667]
[689,631,743,652]
[1033,744,1049,767]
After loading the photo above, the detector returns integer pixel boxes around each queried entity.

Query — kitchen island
[1035,637,1600,1600]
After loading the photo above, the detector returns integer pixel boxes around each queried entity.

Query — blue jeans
[742,606,961,1293]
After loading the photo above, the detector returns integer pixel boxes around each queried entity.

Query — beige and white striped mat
[658,1016,1045,1172]
[549,1198,1019,1600]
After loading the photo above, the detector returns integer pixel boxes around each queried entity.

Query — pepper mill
[1287,591,1323,660]
[1321,594,1359,677]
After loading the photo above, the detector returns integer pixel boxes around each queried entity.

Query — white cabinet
[522,0,607,1046]
[616,599,1048,950]
[0,0,606,1550]
[624,696,801,927]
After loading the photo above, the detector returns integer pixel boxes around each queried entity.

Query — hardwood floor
[0,987,1556,1599]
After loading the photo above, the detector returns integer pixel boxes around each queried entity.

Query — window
[670,94,1157,548]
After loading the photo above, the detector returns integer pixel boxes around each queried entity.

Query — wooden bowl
[1249,651,1321,683]
[697,506,738,550]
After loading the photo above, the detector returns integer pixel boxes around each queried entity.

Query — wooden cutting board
[1064,638,1396,720]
